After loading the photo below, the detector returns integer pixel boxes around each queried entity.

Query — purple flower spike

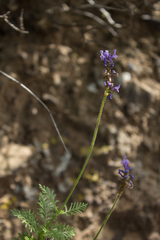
[100,49,118,69]
[118,156,134,192]
[100,49,120,99]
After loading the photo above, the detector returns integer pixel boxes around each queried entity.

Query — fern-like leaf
[45,222,76,240]
[37,184,59,226]
[11,209,41,235]
[38,193,56,226]
[39,184,59,207]
[63,202,88,216]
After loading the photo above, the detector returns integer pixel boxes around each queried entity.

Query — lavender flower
[100,49,120,99]
[100,49,118,69]
[118,156,134,194]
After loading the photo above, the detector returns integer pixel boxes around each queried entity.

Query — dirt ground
[0,1,160,240]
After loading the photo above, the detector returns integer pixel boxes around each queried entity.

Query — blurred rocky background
[0,0,160,239]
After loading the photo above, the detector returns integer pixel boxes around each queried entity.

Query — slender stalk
[38,93,107,239]
[0,70,68,153]
[58,94,107,211]
[94,192,123,240]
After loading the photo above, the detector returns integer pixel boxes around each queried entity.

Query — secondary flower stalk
[118,155,134,196]
[94,156,134,240]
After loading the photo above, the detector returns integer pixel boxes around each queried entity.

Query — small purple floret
[109,94,112,99]
[130,174,134,179]
[112,70,117,75]
[118,170,123,178]
[113,84,121,92]
[121,156,129,170]
[112,49,118,59]
[107,81,113,89]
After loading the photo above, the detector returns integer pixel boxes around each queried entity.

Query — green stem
[93,192,123,240]
[58,94,107,211]
[38,93,106,240]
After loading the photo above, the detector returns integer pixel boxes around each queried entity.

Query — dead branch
[0,10,29,34]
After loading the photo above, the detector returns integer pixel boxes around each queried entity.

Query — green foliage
[37,184,59,226]
[44,222,76,240]
[11,209,41,235]
[63,202,88,216]
[11,184,87,240]
[13,231,36,240]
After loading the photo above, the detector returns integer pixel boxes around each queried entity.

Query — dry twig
[0,10,29,34]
